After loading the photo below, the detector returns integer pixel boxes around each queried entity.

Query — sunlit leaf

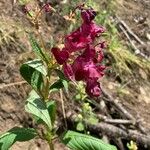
[20,59,47,92]
[0,127,37,150]
[62,131,117,150]
[46,101,56,126]
[25,91,52,130]
[29,34,48,62]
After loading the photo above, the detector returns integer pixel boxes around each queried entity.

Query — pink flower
[51,48,69,65]
[22,5,31,14]
[64,22,105,53]
[84,61,102,79]
[81,8,97,23]
[82,45,96,60]
[43,3,51,12]
[72,46,105,81]
[86,79,101,97]
[51,6,106,97]
[63,63,74,80]
[81,22,105,40]
[64,28,92,53]
[73,57,87,81]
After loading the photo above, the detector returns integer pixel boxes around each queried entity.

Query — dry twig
[101,88,147,134]
[101,88,135,120]
[0,81,27,89]
[67,112,150,148]
[116,16,144,45]
[97,114,135,125]
[118,24,148,59]
[116,16,149,59]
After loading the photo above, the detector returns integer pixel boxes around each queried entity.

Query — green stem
[44,67,52,100]
[48,139,54,150]
[45,129,54,150]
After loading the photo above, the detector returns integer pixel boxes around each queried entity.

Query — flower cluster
[51,6,106,97]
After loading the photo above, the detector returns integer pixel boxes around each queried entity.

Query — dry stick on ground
[116,16,145,45]
[116,16,149,59]
[0,81,27,89]
[118,24,148,59]
[101,88,135,120]
[97,114,135,125]
[101,88,147,134]
[67,112,150,148]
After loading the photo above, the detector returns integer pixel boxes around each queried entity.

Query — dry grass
[87,0,150,79]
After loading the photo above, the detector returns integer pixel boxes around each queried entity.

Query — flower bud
[43,3,51,12]
[86,79,101,97]
[51,47,69,65]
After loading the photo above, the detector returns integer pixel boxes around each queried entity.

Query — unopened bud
[78,114,83,120]
[43,3,51,12]
[22,5,30,14]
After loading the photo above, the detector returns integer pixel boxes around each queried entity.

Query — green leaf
[87,116,99,125]
[20,59,47,92]
[0,127,37,150]
[25,91,52,130]
[46,101,56,126]
[49,80,64,92]
[49,79,69,93]
[54,69,69,93]
[20,59,47,76]
[62,80,69,93]
[62,131,117,150]
[29,34,48,62]
[54,69,67,80]
[30,70,43,90]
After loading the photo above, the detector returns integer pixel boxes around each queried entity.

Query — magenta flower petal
[81,8,97,23]
[64,29,92,53]
[82,45,96,60]
[72,57,85,81]
[81,22,105,39]
[72,45,105,81]
[63,63,75,80]
[97,51,104,62]
[43,3,51,12]
[85,65,100,79]
[86,79,101,97]
[51,47,69,65]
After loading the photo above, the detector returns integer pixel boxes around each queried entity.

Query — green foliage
[76,103,98,132]
[46,101,56,126]
[54,69,69,93]
[76,122,85,131]
[29,34,49,63]
[25,90,52,130]
[20,59,47,92]
[0,127,37,150]
[62,130,117,150]
[49,80,64,92]
[21,59,47,76]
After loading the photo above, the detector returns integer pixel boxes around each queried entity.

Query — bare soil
[115,0,150,130]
